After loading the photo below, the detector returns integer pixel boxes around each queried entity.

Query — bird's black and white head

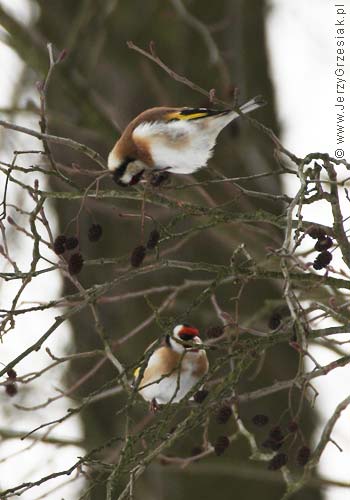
[108,152,146,187]
[168,324,202,353]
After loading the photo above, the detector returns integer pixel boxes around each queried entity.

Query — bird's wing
[132,118,218,173]
[132,338,168,383]
[133,346,181,386]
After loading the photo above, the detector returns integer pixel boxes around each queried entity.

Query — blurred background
[0,0,349,499]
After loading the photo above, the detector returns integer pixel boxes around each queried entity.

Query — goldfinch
[133,324,209,409]
[108,96,265,187]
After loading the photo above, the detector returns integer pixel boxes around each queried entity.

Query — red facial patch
[180,326,199,337]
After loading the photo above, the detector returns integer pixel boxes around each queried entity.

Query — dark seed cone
[267,453,288,470]
[268,312,282,330]
[6,368,17,380]
[54,234,66,245]
[130,245,146,267]
[269,426,284,443]
[68,252,84,275]
[193,389,209,404]
[268,305,290,330]
[314,236,333,252]
[287,421,298,433]
[214,435,230,456]
[5,383,18,397]
[308,227,326,240]
[296,445,310,466]
[191,446,203,456]
[65,236,79,250]
[313,250,332,270]
[146,229,160,249]
[262,439,282,451]
[252,414,269,427]
[217,405,233,424]
[88,224,102,242]
[206,325,224,339]
[53,235,66,255]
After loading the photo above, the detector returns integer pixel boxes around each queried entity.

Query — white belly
[139,369,201,404]
[133,113,236,174]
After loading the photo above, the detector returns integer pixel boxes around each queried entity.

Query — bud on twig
[193,389,208,404]
[209,88,216,103]
[146,229,160,250]
[57,48,68,62]
[149,40,156,56]
[7,368,17,380]
[35,80,45,92]
[5,383,18,397]
[88,224,103,242]
[130,245,146,267]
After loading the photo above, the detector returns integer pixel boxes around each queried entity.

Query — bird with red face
[133,324,208,410]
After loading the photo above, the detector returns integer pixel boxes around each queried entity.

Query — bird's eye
[112,170,124,183]
[179,333,194,342]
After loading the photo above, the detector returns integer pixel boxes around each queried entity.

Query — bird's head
[108,151,145,187]
[170,324,202,353]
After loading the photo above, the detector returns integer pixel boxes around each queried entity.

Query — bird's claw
[150,398,160,413]
[149,170,171,187]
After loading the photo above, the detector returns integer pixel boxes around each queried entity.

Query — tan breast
[140,346,181,386]
[140,346,208,387]
[192,351,209,377]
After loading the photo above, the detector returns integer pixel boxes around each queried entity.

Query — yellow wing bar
[165,108,228,121]
[166,111,211,121]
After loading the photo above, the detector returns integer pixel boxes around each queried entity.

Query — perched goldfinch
[108,96,265,186]
[133,324,209,409]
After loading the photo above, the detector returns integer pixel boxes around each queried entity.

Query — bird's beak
[190,336,201,352]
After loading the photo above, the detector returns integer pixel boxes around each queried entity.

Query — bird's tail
[239,95,266,115]
[204,95,266,135]
[215,95,265,126]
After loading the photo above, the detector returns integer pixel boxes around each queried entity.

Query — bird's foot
[149,398,160,413]
[149,170,171,187]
